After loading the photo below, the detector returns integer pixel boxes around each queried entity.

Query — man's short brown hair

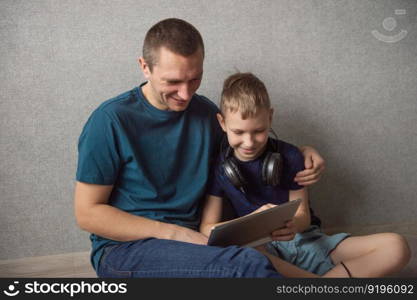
[143,18,204,71]
[220,72,271,119]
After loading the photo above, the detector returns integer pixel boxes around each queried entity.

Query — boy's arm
[270,188,311,241]
[289,188,311,233]
[296,146,325,186]
[74,181,208,245]
[199,195,225,237]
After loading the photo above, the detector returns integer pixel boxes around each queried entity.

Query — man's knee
[233,247,282,278]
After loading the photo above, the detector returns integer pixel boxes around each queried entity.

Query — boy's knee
[383,233,411,266]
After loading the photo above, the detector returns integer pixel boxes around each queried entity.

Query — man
[74,18,325,278]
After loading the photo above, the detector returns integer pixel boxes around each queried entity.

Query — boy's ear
[138,57,151,79]
[216,113,227,132]
[269,108,274,123]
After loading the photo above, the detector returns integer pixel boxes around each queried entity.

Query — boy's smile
[217,108,273,161]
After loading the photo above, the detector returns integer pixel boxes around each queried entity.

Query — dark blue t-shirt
[207,139,305,217]
[76,83,223,270]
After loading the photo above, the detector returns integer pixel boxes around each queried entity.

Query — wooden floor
[1,222,416,278]
[0,251,96,278]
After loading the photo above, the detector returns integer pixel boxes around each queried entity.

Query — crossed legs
[257,232,410,278]
[324,232,411,277]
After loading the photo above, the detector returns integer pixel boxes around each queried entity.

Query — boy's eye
[233,131,243,135]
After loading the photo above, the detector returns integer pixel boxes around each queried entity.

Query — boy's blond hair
[220,72,271,119]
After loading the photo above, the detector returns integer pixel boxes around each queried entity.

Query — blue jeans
[97,238,282,278]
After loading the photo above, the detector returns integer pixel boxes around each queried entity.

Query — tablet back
[207,199,302,247]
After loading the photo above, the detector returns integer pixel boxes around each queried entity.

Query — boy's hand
[250,203,277,215]
[295,146,325,186]
[270,220,296,241]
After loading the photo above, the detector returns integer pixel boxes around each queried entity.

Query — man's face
[140,47,203,111]
[217,108,273,161]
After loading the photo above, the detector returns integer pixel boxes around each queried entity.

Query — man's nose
[177,83,193,101]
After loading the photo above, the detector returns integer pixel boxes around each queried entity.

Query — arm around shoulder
[296,146,325,186]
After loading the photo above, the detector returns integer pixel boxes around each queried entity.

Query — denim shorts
[267,225,350,275]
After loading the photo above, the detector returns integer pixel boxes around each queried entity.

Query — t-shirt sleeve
[281,141,305,190]
[76,109,121,185]
[206,160,225,198]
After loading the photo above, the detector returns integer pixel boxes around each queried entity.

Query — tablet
[207,198,302,248]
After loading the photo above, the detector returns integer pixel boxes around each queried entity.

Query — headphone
[221,130,283,194]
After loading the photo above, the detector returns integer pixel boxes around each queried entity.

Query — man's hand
[167,224,209,245]
[270,220,296,241]
[295,146,325,186]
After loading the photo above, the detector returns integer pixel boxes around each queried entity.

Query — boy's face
[217,108,273,161]
[139,47,204,112]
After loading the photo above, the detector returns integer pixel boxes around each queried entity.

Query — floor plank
[0,251,96,278]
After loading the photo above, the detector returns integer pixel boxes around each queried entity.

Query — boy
[200,72,410,277]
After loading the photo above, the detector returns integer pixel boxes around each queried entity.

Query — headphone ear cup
[223,158,246,190]
[261,152,272,184]
[262,152,282,186]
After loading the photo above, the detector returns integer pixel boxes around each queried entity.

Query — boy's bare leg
[255,245,319,278]
[325,233,410,278]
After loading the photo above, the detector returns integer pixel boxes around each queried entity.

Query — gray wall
[1,0,416,260]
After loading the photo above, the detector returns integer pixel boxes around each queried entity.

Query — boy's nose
[243,135,255,147]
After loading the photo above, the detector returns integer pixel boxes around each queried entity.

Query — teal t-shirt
[76,84,223,270]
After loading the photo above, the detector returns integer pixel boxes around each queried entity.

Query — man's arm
[74,181,208,245]
[296,146,325,186]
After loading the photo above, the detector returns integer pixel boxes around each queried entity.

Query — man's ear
[138,57,151,79]
[216,113,227,132]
